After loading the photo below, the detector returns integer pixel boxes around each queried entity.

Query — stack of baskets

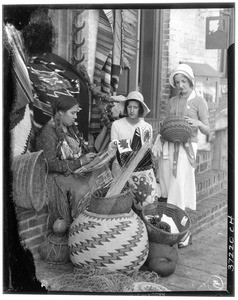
[141,202,191,246]
[160,115,193,143]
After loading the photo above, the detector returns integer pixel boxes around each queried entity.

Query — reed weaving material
[12,150,47,211]
[106,141,151,197]
[160,116,192,143]
[68,209,149,272]
[48,265,168,292]
[142,202,190,246]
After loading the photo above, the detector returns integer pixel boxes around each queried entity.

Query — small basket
[40,234,69,264]
[141,202,191,246]
[87,186,133,215]
[161,116,192,143]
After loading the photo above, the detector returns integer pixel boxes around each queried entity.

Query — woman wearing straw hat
[36,96,99,229]
[110,91,161,211]
[153,63,210,248]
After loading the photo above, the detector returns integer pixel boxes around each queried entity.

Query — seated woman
[36,96,97,230]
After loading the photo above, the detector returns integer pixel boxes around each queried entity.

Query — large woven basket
[11,150,47,211]
[68,209,148,272]
[141,202,191,246]
[160,115,193,143]
[87,186,133,215]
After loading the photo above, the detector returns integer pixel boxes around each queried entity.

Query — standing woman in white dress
[154,64,210,247]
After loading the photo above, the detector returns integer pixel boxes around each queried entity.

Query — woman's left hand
[184,116,201,128]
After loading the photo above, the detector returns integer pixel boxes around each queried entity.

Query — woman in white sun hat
[110,91,161,212]
[153,63,210,248]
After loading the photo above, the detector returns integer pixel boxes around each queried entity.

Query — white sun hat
[169,64,195,88]
[125,91,150,117]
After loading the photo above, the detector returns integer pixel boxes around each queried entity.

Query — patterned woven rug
[46,265,170,293]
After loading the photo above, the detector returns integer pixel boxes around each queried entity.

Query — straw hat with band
[120,91,150,118]
[169,64,195,88]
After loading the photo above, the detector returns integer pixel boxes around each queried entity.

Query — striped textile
[5,25,34,111]
[4,24,34,155]
[89,99,102,133]
[111,10,122,93]
[121,9,138,68]
[101,51,112,94]
[93,10,113,88]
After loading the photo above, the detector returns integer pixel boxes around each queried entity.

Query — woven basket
[11,150,47,211]
[141,202,190,246]
[40,234,69,264]
[68,209,149,272]
[87,186,133,215]
[161,116,192,143]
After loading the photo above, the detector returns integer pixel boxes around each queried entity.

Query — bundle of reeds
[106,141,151,197]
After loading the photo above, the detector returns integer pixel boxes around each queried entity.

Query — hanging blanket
[28,53,90,139]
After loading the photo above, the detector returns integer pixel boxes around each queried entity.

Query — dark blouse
[36,122,83,175]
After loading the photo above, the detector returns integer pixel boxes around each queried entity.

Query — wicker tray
[160,115,192,143]
[87,186,133,215]
[141,202,190,246]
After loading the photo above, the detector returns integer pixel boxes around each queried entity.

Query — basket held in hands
[160,116,192,143]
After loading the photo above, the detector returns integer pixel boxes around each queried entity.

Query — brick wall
[169,9,220,71]
[159,9,171,122]
[16,205,49,259]
[196,149,212,175]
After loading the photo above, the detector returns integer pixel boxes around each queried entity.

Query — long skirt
[159,142,197,211]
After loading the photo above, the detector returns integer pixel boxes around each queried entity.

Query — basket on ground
[40,234,69,264]
[160,115,192,143]
[87,186,133,215]
[141,202,191,246]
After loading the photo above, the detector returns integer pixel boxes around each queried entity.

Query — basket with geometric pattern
[68,209,149,272]
[160,115,192,143]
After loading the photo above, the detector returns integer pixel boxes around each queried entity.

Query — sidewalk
[156,219,228,292]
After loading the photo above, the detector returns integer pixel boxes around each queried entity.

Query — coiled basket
[141,202,191,246]
[160,115,192,143]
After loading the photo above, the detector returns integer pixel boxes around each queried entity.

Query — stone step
[187,187,227,235]
[195,169,227,202]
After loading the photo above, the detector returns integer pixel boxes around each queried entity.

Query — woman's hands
[184,116,210,135]
[81,152,97,165]
[184,116,201,127]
